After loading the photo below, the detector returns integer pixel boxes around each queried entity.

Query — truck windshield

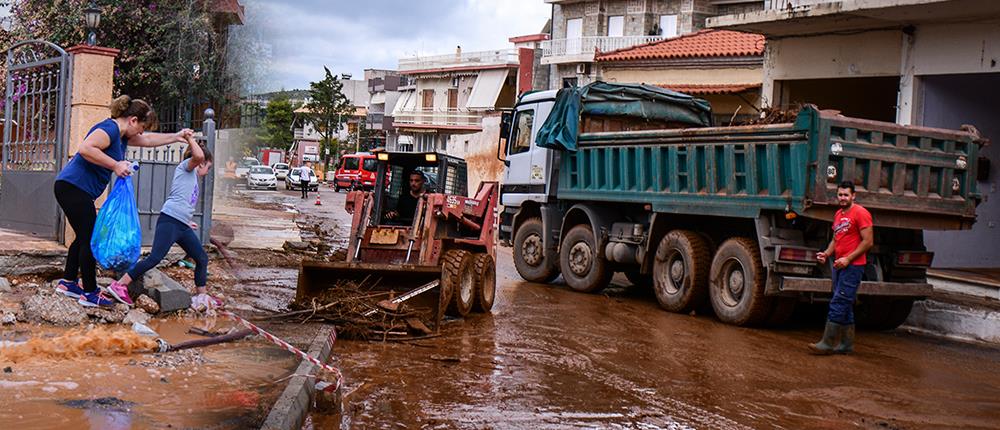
[342,157,359,170]
[362,158,377,172]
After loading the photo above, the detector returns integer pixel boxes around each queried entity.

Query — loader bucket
[297,261,446,332]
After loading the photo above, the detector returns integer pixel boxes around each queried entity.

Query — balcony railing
[764,0,830,10]
[398,49,519,72]
[541,35,667,62]
[393,108,483,129]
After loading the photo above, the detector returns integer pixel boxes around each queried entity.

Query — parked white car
[286,167,319,191]
[271,162,290,180]
[246,165,277,190]
[235,157,260,179]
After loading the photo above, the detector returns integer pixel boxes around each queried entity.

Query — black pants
[128,214,208,287]
[54,180,99,292]
[300,180,310,198]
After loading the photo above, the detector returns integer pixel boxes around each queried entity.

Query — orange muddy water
[0,317,299,429]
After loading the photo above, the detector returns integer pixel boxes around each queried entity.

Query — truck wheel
[442,249,474,317]
[652,230,710,313]
[559,224,611,293]
[513,218,559,283]
[765,297,797,327]
[857,298,914,330]
[709,237,771,326]
[471,253,496,313]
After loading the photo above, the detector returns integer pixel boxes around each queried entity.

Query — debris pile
[269,279,435,340]
[736,107,799,126]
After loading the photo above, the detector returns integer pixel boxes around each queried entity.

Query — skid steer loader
[297,150,498,333]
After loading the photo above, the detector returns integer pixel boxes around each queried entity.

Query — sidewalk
[210,192,299,250]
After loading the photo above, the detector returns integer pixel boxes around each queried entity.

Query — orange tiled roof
[597,30,765,62]
[657,83,761,95]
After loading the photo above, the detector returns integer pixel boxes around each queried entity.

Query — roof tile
[597,30,765,62]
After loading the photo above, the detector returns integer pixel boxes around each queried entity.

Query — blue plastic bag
[91,175,142,272]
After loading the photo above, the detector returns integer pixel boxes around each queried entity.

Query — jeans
[300,180,310,198]
[828,264,864,325]
[54,180,99,292]
[127,214,208,287]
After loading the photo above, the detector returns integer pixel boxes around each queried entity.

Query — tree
[304,67,353,165]
[0,0,252,123]
[257,95,298,150]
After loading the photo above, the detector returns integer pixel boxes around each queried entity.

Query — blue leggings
[828,264,864,325]
[128,214,208,287]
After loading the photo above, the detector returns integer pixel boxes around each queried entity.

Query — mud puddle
[305,249,1000,429]
[0,317,300,429]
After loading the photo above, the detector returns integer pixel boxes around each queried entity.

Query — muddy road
[292,189,1000,430]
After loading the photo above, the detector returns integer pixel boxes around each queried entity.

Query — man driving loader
[385,170,428,224]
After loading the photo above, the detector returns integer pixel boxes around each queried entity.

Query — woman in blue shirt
[53,95,192,307]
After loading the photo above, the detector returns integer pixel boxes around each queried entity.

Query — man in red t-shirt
[810,181,873,355]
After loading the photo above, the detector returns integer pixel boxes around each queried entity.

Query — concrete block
[139,269,191,313]
[261,329,338,430]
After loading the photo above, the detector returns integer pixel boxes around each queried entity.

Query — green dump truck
[498,82,985,329]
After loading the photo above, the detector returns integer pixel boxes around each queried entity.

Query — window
[508,109,534,156]
[562,77,578,88]
[343,157,359,170]
[250,166,272,174]
[362,158,377,172]
[607,16,624,37]
[659,15,678,38]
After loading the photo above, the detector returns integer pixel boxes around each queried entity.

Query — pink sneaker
[105,281,134,306]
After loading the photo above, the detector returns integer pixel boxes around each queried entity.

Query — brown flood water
[0,316,299,429]
[312,248,1000,430]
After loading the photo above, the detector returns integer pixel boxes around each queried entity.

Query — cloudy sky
[252,0,551,92]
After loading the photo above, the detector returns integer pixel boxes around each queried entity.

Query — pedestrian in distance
[300,161,314,199]
[53,95,193,308]
[810,180,874,355]
[105,135,222,311]
[224,156,237,195]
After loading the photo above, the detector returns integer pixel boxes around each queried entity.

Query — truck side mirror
[498,111,512,166]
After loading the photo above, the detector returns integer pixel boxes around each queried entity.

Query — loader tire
[709,237,772,326]
[652,230,711,313]
[471,253,496,313]
[513,218,560,283]
[442,249,475,317]
[559,224,611,293]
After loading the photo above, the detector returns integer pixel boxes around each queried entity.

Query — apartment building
[364,69,410,150]
[543,0,762,89]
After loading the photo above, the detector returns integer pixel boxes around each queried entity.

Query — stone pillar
[62,45,120,245]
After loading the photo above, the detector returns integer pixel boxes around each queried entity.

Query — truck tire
[513,218,560,283]
[857,298,915,331]
[559,224,612,293]
[709,237,772,326]
[471,253,496,313]
[442,249,474,317]
[652,230,711,313]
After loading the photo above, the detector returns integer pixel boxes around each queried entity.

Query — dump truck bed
[556,106,983,230]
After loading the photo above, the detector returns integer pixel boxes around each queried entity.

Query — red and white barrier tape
[219,310,342,392]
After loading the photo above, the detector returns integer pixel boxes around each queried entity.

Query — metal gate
[127,110,216,246]
[0,40,69,239]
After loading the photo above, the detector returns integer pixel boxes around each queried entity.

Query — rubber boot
[834,324,855,354]
[808,321,841,355]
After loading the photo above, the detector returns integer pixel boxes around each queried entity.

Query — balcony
[393,108,484,132]
[541,36,666,65]
[398,49,519,73]
[763,0,827,10]
[366,113,385,130]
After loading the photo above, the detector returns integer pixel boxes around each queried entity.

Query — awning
[466,69,510,110]
[369,92,386,105]
[392,90,416,116]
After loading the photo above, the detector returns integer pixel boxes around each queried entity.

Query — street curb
[260,328,337,430]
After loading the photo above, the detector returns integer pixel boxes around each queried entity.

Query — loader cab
[371,150,468,226]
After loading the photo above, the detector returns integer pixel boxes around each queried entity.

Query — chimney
[455,45,462,60]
